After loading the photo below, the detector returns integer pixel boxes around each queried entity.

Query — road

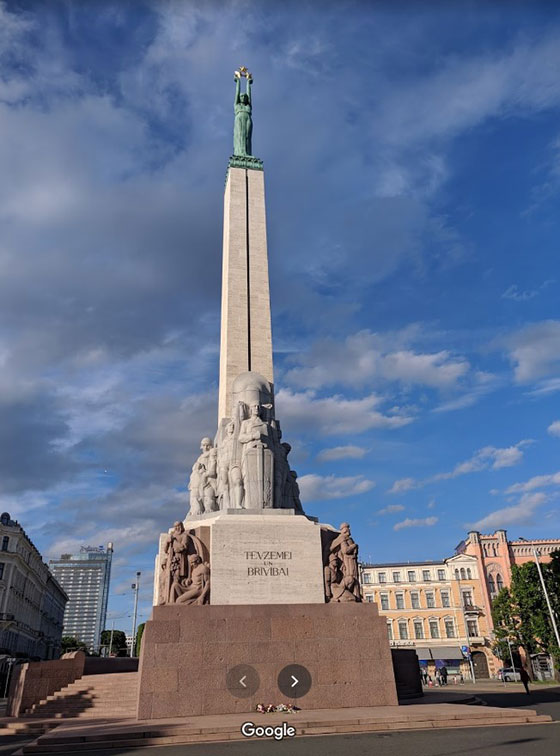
[3,684,559,756]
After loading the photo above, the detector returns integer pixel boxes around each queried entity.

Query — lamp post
[130,572,141,657]
[518,538,560,651]
[108,620,115,657]
[455,570,476,682]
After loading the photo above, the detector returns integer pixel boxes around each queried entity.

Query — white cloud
[394,516,438,531]
[528,378,560,396]
[470,492,547,531]
[276,388,413,436]
[388,439,531,493]
[316,445,367,462]
[297,474,375,501]
[377,504,405,515]
[284,330,469,391]
[547,421,560,437]
[502,281,554,302]
[388,477,417,494]
[506,471,560,494]
[434,440,532,479]
[434,371,499,413]
[505,320,560,384]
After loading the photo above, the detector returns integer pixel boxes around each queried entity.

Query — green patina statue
[233,66,253,157]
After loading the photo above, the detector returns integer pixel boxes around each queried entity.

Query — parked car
[497,667,522,682]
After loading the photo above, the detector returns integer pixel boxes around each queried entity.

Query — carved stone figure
[217,421,244,509]
[160,521,189,604]
[327,523,362,602]
[285,469,304,512]
[233,68,253,157]
[238,403,274,508]
[171,554,210,605]
[274,441,290,508]
[188,437,218,516]
[324,551,340,602]
[185,371,305,514]
[331,575,360,603]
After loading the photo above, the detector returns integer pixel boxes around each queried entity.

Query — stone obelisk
[138,70,398,720]
[218,70,273,424]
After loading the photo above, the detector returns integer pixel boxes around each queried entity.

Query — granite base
[137,602,398,719]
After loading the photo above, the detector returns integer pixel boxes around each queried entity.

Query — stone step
[19,709,553,752]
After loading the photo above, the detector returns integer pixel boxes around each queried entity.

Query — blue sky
[1,0,560,629]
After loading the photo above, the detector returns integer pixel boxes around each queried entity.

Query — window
[378,572,386,584]
[437,569,445,581]
[411,592,420,609]
[429,620,440,638]
[467,619,479,637]
[496,574,503,591]
[387,622,393,640]
[1,537,9,552]
[392,571,401,583]
[0,562,4,579]
[445,619,455,638]
[460,568,466,579]
[398,620,408,640]
[462,590,473,608]
[407,570,416,582]
[380,593,389,610]
[466,568,472,579]
[363,573,372,584]
[365,594,374,603]
[396,593,404,609]
[426,592,435,608]
[414,620,424,639]
[441,591,450,608]
[422,570,431,581]
[488,576,496,596]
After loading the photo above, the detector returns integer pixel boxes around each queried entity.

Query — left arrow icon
[239,675,247,688]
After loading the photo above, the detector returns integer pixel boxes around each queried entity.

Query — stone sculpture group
[159,521,210,605]
[323,523,361,603]
[187,372,303,516]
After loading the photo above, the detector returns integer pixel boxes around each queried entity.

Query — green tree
[135,622,145,658]
[61,636,87,653]
[100,629,127,655]
[492,555,560,673]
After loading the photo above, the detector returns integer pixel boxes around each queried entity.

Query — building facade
[361,552,497,679]
[0,513,67,660]
[458,529,560,634]
[49,543,113,652]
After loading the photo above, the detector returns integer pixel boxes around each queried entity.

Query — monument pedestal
[137,602,398,719]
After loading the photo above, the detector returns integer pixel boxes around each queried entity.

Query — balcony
[463,604,483,615]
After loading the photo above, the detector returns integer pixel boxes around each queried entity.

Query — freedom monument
[137,69,398,718]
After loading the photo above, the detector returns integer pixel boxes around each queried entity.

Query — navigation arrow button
[226,665,259,698]
[277,664,312,698]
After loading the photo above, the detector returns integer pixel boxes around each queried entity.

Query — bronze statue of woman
[233,70,253,156]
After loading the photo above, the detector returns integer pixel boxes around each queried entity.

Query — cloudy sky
[2,0,560,629]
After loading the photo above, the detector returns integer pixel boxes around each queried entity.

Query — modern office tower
[49,543,113,652]
[0,512,67,660]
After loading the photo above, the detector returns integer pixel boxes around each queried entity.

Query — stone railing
[7,651,85,717]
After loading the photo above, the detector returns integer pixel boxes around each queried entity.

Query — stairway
[23,672,138,720]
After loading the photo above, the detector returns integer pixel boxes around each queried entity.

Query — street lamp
[130,572,141,658]
[454,569,476,682]
[518,538,560,651]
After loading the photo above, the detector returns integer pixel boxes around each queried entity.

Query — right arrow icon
[277,665,312,698]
